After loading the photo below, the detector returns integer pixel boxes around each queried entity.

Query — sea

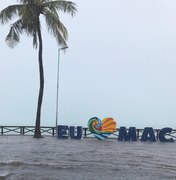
[0,136,176,180]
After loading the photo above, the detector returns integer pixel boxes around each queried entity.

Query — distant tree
[0,0,77,138]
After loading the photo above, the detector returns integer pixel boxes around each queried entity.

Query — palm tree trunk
[34,18,44,138]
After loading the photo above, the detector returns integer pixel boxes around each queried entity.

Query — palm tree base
[33,134,44,138]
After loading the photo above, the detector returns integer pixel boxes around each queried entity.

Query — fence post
[136,129,139,140]
[22,127,25,135]
[156,129,160,140]
[84,128,87,138]
[20,127,23,135]
[52,127,55,136]
[1,127,3,135]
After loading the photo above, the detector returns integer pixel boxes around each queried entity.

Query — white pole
[56,46,68,128]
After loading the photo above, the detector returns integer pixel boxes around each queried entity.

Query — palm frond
[32,32,38,48]
[44,9,67,46]
[0,4,24,24]
[22,16,39,48]
[43,0,77,17]
[17,0,37,4]
[5,19,23,48]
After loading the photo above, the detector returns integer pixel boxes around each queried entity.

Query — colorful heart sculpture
[88,117,116,140]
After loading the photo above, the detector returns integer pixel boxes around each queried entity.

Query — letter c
[159,128,174,142]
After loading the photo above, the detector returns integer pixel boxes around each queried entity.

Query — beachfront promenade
[0,126,176,141]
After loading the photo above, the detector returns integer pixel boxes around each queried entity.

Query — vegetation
[0,0,77,138]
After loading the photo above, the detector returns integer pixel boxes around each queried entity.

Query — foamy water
[0,136,176,180]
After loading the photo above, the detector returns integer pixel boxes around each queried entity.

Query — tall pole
[56,46,68,128]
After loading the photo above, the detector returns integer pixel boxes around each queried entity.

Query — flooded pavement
[0,136,176,179]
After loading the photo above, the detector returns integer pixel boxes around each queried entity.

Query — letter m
[118,127,137,141]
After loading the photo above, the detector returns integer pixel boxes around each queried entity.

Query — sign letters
[58,125,175,142]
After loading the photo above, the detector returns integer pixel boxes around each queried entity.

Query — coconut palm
[0,0,77,138]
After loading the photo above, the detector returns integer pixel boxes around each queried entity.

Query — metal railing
[0,126,56,136]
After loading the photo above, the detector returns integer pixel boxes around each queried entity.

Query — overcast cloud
[0,0,176,128]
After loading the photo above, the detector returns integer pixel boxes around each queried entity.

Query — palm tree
[0,0,77,138]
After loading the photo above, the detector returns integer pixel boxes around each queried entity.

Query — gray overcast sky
[0,0,176,128]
